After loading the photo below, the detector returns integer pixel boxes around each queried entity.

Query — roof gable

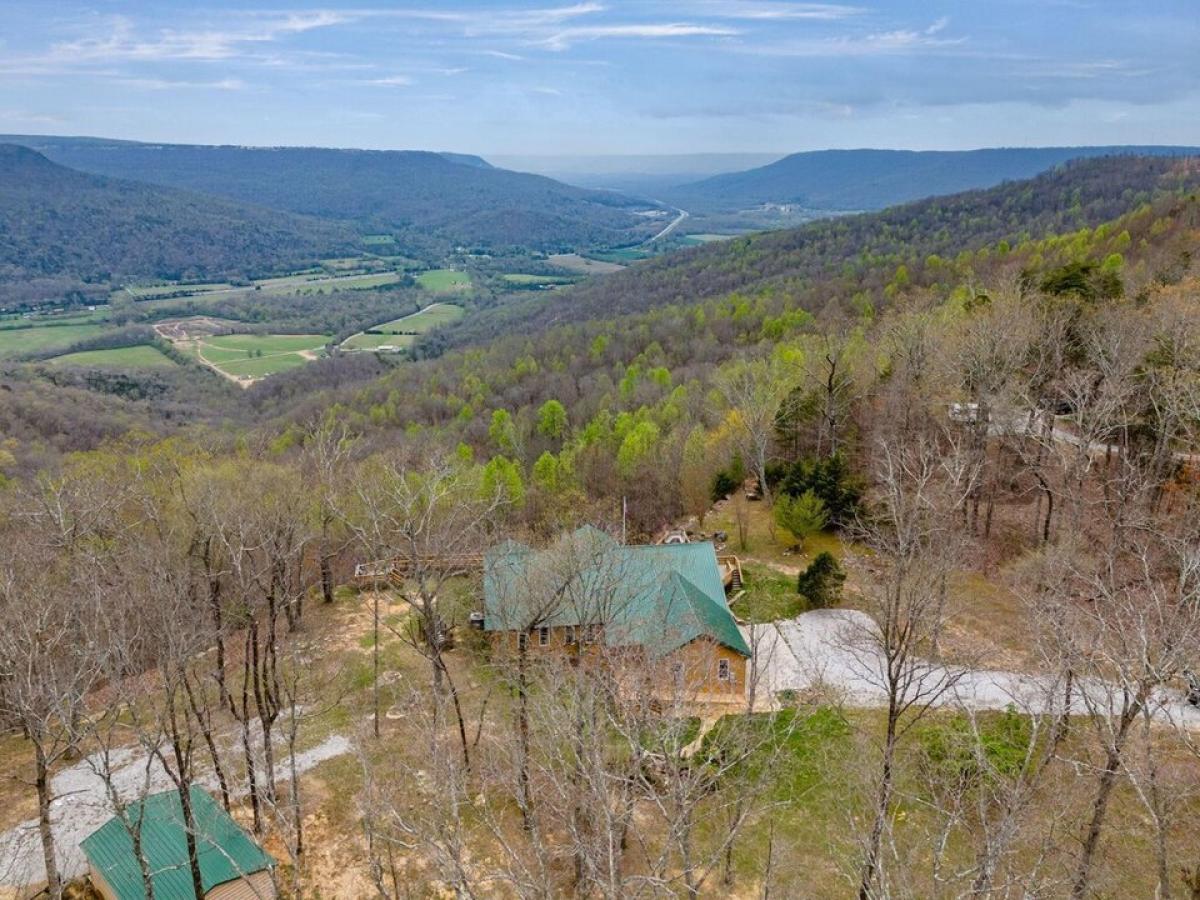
[484,528,749,657]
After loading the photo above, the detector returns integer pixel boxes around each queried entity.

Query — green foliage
[773,490,829,545]
[796,552,845,609]
[536,399,568,440]
[917,708,1034,791]
[711,455,747,502]
[616,420,661,477]
[774,453,863,528]
[488,409,518,454]
[736,564,806,623]
[701,708,851,799]
[481,455,525,507]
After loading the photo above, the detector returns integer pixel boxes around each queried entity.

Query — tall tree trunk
[859,704,899,900]
[176,778,206,899]
[33,741,62,899]
[1071,704,1140,899]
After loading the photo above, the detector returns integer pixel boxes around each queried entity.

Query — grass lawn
[0,323,111,359]
[193,333,330,381]
[708,498,848,569]
[123,282,234,299]
[501,273,578,286]
[46,344,177,369]
[732,562,807,622]
[416,268,471,292]
[203,333,330,354]
[216,353,315,378]
[341,303,464,351]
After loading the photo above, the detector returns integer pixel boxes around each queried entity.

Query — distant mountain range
[0,144,358,306]
[665,146,1200,212]
[0,135,660,252]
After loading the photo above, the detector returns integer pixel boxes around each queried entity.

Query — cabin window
[584,624,600,644]
[717,659,732,682]
[518,632,528,652]
[565,626,576,644]
[538,626,550,647]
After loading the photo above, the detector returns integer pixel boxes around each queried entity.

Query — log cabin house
[482,526,751,698]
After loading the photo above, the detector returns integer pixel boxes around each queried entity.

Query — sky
[0,1,1197,156]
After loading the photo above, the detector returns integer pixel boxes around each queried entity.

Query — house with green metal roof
[483,526,750,696]
[81,786,275,900]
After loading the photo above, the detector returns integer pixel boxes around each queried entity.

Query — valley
[2,135,1200,900]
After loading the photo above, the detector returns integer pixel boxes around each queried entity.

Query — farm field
[0,323,109,359]
[682,232,737,243]
[46,344,177,369]
[547,253,625,275]
[341,303,464,351]
[415,269,471,292]
[501,273,579,287]
[123,282,235,300]
[184,332,331,383]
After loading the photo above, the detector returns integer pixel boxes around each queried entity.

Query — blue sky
[0,1,1196,155]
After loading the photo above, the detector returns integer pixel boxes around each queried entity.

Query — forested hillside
[3,152,1200,898]
[3,136,661,251]
[0,145,358,306]
[446,155,1200,344]
[669,145,1200,212]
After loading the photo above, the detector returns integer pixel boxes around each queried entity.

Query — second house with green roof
[483,526,751,698]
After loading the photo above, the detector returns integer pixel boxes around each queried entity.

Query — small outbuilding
[82,786,276,900]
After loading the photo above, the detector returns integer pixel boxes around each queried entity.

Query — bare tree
[847,434,972,900]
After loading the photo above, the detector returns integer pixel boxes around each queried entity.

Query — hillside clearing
[341,302,464,351]
[45,344,177,369]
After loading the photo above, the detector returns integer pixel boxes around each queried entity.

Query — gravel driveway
[746,608,1200,727]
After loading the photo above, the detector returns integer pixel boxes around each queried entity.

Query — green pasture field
[416,269,471,292]
[0,323,110,359]
[193,333,331,380]
[501,273,578,286]
[214,353,316,378]
[684,233,737,243]
[47,344,177,369]
[340,303,464,351]
[123,283,235,300]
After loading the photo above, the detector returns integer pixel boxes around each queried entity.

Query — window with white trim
[518,632,528,652]
[565,625,576,644]
[538,626,550,647]
[717,658,732,682]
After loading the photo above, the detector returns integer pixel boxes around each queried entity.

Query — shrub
[796,552,845,609]
[774,490,828,545]
[774,453,863,528]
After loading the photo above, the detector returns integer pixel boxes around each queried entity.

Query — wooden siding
[208,870,277,900]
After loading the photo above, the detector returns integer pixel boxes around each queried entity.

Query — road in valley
[642,204,689,245]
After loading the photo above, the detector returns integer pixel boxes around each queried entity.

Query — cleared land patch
[501,273,579,287]
[415,268,471,292]
[547,253,625,275]
[46,344,177,369]
[0,323,109,359]
[341,303,464,352]
[154,319,329,385]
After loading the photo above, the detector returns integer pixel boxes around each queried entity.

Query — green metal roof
[81,787,274,899]
[484,526,750,657]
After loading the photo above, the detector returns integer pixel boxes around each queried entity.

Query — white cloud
[116,77,247,91]
[688,2,862,20]
[364,75,414,86]
[542,23,739,50]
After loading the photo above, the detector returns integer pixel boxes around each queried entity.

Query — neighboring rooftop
[81,786,274,899]
[484,525,750,657]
